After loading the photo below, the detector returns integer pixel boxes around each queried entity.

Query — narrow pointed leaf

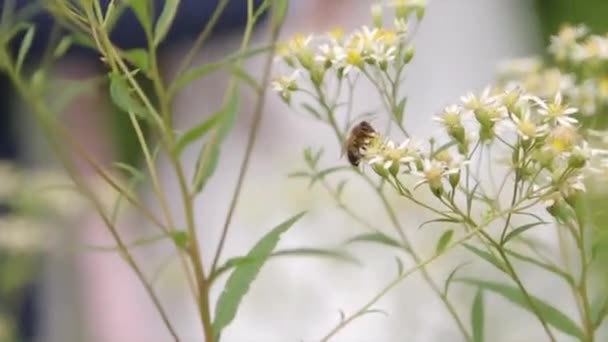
[435,229,454,255]
[122,49,150,75]
[16,25,35,72]
[192,89,239,193]
[154,0,180,46]
[502,221,549,245]
[504,249,574,285]
[175,111,223,154]
[109,72,149,119]
[128,0,151,32]
[463,243,505,272]
[213,212,306,338]
[444,261,471,295]
[472,288,484,342]
[458,278,584,340]
[345,232,404,250]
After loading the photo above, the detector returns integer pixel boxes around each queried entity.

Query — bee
[342,121,376,166]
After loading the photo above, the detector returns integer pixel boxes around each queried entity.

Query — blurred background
[1,0,607,341]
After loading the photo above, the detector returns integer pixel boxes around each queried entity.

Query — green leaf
[171,230,189,249]
[418,217,461,230]
[83,230,187,252]
[122,49,150,75]
[211,247,359,283]
[336,180,348,199]
[591,295,608,328]
[172,45,271,93]
[309,166,350,188]
[472,288,484,342]
[271,0,289,28]
[128,0,151,32]
[393,96,407,124]
[109,72,149,119]
[175,111,223,155]
[443,262,471,295]
[16,25,35,72]
[463,243,505,272]
[435,229,454,255]
[345,232,404,251]
[213,212,306,338]
[287,171,311,179]
[394,256,404,276]
[301,103,322,119]
[192,142,220,193]
[501,221,549,245]
[504,248,574,285]
[458,278,584,340]
[154,0,180,46]
[229,65,261,92]
[51,78,102,113]
[53,36,73,58]
[192,89,239,193]
[431,141,458,158]
[114,162,145,181]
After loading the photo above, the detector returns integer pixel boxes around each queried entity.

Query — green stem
[210,2,281,274]
[6,67,180,341]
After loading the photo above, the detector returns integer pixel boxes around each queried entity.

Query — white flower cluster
[359,86,608,206]
[359,133,466,195]
[438,86,608,207]
[549,24,608,63]
[498,25,608,117]
[272,1,422,104]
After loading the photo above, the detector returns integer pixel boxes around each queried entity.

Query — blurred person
[0,1,266,341]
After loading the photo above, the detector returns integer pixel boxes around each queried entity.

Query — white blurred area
[36,1,574,342]
[154,1,548,342]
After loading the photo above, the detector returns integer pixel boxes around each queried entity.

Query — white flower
[548,24,589,59]
[352,26,379,54]
[371,45,397,67]
[509,107,549,140]
[411,158,459,190]
[461,87,497,111]
[394,18,408,35]
[434,105,461,123]
[271,70,300,102]
[315,44,347,67]
[566,80,599,115]
[530,92,579,126]
[367,139,419,171]
[287,34,313,53]
[571,35,608,62]
[497,57,543,77]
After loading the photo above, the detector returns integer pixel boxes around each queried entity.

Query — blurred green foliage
[537,0,608,39]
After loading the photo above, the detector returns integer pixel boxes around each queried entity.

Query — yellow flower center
[346,48,363,66]
[329,27,345,42]
[549,125,578,152]
[518,120,537,138]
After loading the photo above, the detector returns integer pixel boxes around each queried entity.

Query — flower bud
[371,3,383,28]
[533,148,556,170]
[372,164,389,178]
[310,64,326,87]
[564,189,582,208]
[393,0,410,21]
[389,161,400,176]
[296,49,315,70]
[430,182,444,197]
[449,171,460,189]
[403,45,415,64]
[568,150,588,169]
